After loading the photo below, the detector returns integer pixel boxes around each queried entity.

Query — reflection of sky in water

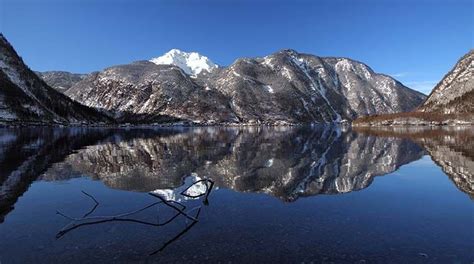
[409,155,436,167]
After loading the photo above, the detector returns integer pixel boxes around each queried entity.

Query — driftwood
[55,178,214,255]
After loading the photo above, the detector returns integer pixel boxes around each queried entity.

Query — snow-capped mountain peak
[150,49,218,76]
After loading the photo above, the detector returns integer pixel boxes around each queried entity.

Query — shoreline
[2,120,474,128]
[352,112,474,127]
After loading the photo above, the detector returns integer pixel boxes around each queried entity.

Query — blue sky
[1,0,472,94]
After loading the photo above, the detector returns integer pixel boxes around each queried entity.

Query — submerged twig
[81,191,99,217]
[148,193,198,222]
[179,178,215,206]
[55,178,215,254]
[149,207,202,255]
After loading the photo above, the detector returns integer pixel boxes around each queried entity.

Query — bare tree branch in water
[80,191,98,217]
[180,179,215,205]
[55,178,214,254]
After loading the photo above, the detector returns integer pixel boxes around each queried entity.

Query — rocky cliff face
[65,49,425,125]
[35,71,87,93]
[66,61,238,124]
[0,34,111,125]
[419,50,474,114]
[206,50,425,123]
[354,50,474,126]
[40,126,425,201]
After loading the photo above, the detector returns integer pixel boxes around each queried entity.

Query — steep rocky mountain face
[0,35,111,125]
[201,50,425,123]
[354,50,474,126]
[35,71,87,93]
[66,61,238,124]
[40,126,425,201]
[419,50,473,114]
[66,49,425,125]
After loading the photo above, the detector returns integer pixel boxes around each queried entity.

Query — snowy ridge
[150,49,218,76]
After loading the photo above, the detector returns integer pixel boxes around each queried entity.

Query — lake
[0,126,472,263]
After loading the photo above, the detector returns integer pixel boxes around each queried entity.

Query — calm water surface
[0,126,472,263]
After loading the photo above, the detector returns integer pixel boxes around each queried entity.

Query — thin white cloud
[390,72,410,78]
[404,80,438,94]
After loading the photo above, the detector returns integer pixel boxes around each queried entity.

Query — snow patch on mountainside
[420,50,474,114]
[0,53,51,118]
[150,49,218,76]
[0,60,28,95]
[289,55,341,121]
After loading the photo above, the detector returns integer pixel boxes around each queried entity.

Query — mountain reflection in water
[37,126,426,200]
[355,126,474,199]
[2,125,472,217]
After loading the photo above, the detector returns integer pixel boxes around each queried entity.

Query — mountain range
[0,34,429,126]
[61,49,427,125]
[3,33,472,126]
